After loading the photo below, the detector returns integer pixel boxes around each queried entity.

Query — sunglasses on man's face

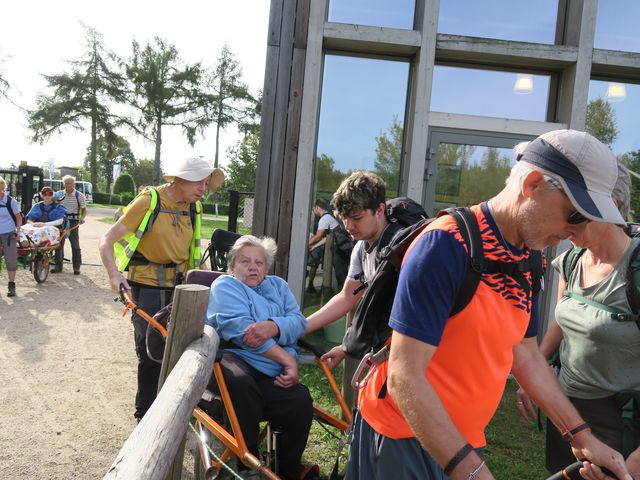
[42,193,53,197]
[567,210,591,225]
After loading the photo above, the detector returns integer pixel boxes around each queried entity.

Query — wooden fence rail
[104,284,218,480]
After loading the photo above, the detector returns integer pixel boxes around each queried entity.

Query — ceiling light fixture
[514,74,534,95]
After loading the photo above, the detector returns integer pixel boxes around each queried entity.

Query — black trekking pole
[546,461,626,480]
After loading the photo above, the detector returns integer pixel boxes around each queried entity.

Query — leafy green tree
[224,130,259,192]
[315,154,345,194]
[113,172,136,195]
[434,144,476,210]
[128,158,157,190]
[620,151,640,219]
[585,98,618,146]
[84,132,136,192]
[206,44,256,168]
[125,37,209,184]
[374,116,403,196]
[28,25,126,187]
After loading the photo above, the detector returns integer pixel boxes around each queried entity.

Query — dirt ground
[0,207,199,479]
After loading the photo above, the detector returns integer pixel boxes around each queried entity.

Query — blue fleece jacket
[26,202,67,223]
[206,275,307,377]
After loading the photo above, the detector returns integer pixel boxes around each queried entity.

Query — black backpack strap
[562,247,586,283]
[1,195,18,227]
[375,222,402,265]
[625,240,640,331]
[447,207,484,316]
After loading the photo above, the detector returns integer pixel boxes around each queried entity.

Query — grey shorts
[0,232,18,271]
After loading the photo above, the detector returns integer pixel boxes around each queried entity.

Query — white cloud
[0,0,269,172]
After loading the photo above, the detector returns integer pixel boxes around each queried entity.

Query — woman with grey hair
[206,235,317,480]
[516,163,640,478]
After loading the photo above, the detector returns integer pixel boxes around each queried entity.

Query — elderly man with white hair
[99,157,224,420]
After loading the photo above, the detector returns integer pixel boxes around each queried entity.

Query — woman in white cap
[99,157,224,420]
[516,163,640,478]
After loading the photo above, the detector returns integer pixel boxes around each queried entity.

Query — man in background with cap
[99,157,224,420]
[52,175,87,274]
[346,130,633,480]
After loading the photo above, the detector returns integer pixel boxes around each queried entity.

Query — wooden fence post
[161,284,211,480]
[103,284,215,480]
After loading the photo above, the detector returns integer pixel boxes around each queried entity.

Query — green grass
[484,378,546,479]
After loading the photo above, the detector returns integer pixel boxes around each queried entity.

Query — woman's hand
[321,345,346,370]
[515,386,538,422]
[244,320,279,347]
[274,353,299,388]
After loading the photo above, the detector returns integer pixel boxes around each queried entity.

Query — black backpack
[326,214,354,260]
[343,207,544,360]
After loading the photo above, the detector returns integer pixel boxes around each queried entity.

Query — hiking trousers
[346,412,485,480]
[130,283,174,420]
[55,219,81,271]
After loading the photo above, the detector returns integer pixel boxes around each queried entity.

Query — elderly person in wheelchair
[206,235,317,480]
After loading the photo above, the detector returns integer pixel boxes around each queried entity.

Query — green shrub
[113,173,136,195]
[202,203,229,216]
[120,192,134,205]
[93,192,121,205]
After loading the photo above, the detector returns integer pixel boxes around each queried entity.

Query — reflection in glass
[434,144,515,214]
[438,0,558,44]
[431,66,550,121]
[595,0,640,53]
[315,55,410,197]
[588,80,640,155]
[328,0,415,30]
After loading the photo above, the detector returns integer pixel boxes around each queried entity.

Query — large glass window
[304,55,409,316]
[588,79,640,218]
[438,0,558,44]
[431,66,551,121]
[595,0,640,53]
[328,0,415,30]
[316,55,410,197]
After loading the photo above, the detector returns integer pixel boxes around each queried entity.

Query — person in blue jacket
[206,235,314,480]
[25,186,67,226]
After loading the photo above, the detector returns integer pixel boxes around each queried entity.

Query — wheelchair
[120,268,351,479]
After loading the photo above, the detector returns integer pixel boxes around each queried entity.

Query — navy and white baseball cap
[518,129,625,225]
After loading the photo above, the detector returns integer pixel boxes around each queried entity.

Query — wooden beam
[323,22,421,57]
[429,112,566,136]
[591,49,640,82]
[436,34,578,71]
[103,320,219,480]
[288,0,327,303]
[404,0,439,201]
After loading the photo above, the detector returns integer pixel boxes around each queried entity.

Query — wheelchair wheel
[33,254,50,283]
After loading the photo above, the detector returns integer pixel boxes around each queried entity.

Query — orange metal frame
[118,289,351,479]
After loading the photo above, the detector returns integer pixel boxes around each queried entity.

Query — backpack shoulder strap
[561,247,586,283]
[625,240,640,331]
[2,195,18,226]
[448,207,484,316]
[144,187,161,233]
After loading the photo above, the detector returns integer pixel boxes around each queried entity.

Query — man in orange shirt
[348,130,634,480]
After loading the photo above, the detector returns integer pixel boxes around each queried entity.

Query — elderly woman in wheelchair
[206,235,317,480]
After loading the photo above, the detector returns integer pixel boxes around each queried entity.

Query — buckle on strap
[351,345,390,390]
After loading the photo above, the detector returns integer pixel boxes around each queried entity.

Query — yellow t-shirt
[120,184,194,287]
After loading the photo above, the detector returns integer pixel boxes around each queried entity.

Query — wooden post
[320,232,334,305]
[103,285,218,480]
[160,284,211,480]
